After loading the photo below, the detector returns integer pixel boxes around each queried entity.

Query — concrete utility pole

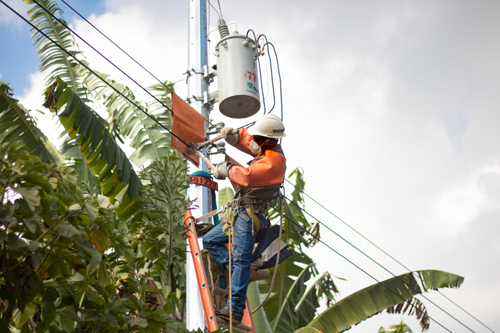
[186,0,210,330]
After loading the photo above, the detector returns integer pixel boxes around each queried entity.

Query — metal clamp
[206,122,225,135]
[207,141,226,155]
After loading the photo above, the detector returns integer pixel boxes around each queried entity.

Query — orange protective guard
[184,210,219,332]
[171,93,206,167]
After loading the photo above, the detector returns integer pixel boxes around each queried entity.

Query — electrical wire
[60,0,175,96]
[280,211,454,333]
[216,0,223,19]
[257,35,276,114]
[208,0,221,19]
[246,29,266,114]
[33,0,174,115]
[284,177,495,333]
[284,196,476,333]
[0,0,190,148]
[262,42,284,122]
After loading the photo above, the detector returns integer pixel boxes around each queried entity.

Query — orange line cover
[171,93,206,166]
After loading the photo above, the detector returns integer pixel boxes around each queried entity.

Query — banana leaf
[45,77,142,219]
[305,270,464,333]
[0,82,63,164]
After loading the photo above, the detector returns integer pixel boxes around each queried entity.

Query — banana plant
[44,77,142,220]
[0,82,63,165]
[303,270,464,333]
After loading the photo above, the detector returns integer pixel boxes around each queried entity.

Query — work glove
[220,127,239,145]
[213,162,229,180]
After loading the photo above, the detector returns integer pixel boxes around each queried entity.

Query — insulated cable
[284,196,475,333]
[279,211,454,333]
[0,0,191,148]
[208,0,221,19]
[246,29,267,114]
[34,0,174,114]
[60,0,175,97]
[262,42,284,122]
[284,178,495,333]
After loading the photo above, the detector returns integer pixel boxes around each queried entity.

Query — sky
[1,0,500,332]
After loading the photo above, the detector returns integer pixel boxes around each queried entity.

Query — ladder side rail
[184,210,219,332]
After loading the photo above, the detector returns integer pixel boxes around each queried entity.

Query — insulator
[217,19,230,39]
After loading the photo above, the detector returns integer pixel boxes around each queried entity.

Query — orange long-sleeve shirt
[226,128,286,200]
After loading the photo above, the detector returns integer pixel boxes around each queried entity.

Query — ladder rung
[217,317,251,331]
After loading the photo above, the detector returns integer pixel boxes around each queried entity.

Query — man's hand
[214,162,229,180]
[220,127,239,145]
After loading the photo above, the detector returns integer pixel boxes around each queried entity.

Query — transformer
[216,33,260,118]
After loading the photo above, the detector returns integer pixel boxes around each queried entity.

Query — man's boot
[216,308,242,325]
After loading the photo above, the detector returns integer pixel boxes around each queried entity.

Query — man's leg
[224,209,257,318]
[202,221,230,272]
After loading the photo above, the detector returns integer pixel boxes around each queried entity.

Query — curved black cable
[257,34,277,114]
[262,42,284,122]
[279,211,453,333]
[34,0,174,114]
[285,197,476,333]
[0,0,190,147]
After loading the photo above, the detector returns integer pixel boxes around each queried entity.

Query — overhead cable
[60,0,175,96]
[0,0,190,147]
[284,178,494,332]
[34,0,174,114]
[284,196,475,333]
[280,211,453,333]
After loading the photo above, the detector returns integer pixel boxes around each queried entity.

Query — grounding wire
[0,0,191,148]
[284,196,476,333]
[35,0,175,115]
[60,0,175,97]
[284,178,496,333]
[278,211,454,333]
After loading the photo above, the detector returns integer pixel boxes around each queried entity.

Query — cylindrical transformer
[216,34,260,118]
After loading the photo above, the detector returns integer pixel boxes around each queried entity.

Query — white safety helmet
[248,114,286,139]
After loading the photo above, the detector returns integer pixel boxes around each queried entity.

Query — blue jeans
[203,209,267,317]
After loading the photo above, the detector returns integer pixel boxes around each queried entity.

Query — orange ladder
[184,210,257,332]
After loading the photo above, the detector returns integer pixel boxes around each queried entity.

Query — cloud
[0,0,29,27]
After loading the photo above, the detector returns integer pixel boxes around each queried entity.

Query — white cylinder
[216,34,260,118]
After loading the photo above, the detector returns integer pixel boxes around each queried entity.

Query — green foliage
[44,78,142,219]
[138,157,190,320]
[305,270,464,333]
[379,320,413,333]
[0,82,63,165]
[0,142,189,332]
[253,167,340,333]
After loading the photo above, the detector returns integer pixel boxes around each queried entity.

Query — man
[203,114,286,324]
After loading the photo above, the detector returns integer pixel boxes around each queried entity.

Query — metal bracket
[184,66,217,84]
[206,122,224,135]
[207,141,226,155]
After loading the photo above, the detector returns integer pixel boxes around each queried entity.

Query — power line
[284,177,495,333]
[280,211,453,333]
[33,0,174,114]
[60,0,175,96]
[284,196,475,333]
[0,0,190,147]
